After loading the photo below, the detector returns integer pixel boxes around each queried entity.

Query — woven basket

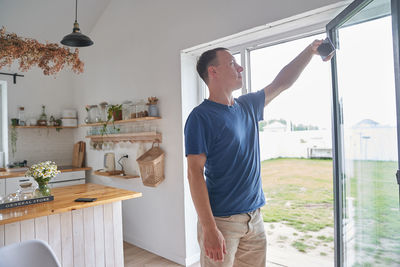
[136,143,165,187]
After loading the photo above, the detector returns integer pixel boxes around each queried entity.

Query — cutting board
[78,142,85,167]
[72,141,85,167]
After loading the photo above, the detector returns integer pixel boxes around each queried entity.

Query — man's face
[213,50,243,90]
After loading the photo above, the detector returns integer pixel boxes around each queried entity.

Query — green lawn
[261,158,334,232]
[260,158,400,265]
[348,160,400,266]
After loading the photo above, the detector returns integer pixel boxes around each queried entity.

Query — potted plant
[100,104,122,135]
[25,161,60,197]
[10,125,17,157]
[10,118,19,126]
[108,104,123,121]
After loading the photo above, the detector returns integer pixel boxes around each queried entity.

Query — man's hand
[203,226,227,262]
[310,39,334,61]
[187,154,227,261]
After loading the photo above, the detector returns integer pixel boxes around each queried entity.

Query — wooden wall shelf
[14,126,77,129]
[79,117,161,127]
[93,170,140,180]
[85,132,162,143]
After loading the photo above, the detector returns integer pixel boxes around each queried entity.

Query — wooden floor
[124,242,200,267]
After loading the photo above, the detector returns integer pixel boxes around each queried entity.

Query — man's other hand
[203,226,227,262]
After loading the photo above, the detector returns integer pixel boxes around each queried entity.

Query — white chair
[0,239,61,267]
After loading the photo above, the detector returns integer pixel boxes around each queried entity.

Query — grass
[347,160,400,266]
[291,241,315,253]
[261,158,333,232]
[260,158,400,265]
[317,235,334,243]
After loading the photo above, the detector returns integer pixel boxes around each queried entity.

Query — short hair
[196,47,228,84]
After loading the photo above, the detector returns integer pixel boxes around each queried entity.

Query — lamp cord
[75,0,78,22]
[117,155,129,176]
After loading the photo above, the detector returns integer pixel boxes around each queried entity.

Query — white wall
[345,126,397,161]
[0,67,75,165]
[71,0,344,265]
[259,130,333,160]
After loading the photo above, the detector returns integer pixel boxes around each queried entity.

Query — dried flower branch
[0,26,84,75]
[147,97,159,105]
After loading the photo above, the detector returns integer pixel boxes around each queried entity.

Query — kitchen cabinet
[49,170,86,188]
[0,183,142,266]
[4,170,86,195]
[50,178,85,188]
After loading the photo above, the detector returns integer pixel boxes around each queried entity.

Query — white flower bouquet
[25,161,60,196]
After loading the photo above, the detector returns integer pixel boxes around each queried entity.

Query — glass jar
[122,101,133,120]
[39,105,47,121]
[35,182,51,197]
[18,106,26,126]
[130,101,138,118]
[88,105,100,123]
[5,192,19,203]
[19,182,35,200]
[98,102,108,122]
[137,99,146,118]
[37,105,48,126]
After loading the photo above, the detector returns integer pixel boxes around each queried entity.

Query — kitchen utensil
[77,142,85,167]
[104,153,115,171]
[72,141,85,167]
[72,142,80,167]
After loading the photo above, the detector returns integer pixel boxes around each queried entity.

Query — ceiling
[0,0,110,43]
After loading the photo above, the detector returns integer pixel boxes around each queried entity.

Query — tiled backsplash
[9,128,74,166]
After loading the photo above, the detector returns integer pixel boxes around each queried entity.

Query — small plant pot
[112,110,122,121]
[148,104,159,117]
[10,118,19,126]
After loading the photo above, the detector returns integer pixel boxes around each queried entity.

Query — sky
[248,15,396,129]
[250,33,332,129]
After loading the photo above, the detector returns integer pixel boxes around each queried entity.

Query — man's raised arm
[263,39,330,107]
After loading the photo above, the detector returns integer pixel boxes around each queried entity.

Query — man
[185,40,332,267]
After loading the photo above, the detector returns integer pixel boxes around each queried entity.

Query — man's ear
[208,65,217,79]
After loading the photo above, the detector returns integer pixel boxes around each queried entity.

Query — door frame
[0,80,8,166]
[326,0,400,266]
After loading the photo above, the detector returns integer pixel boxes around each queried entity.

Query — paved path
[265,222,334,267]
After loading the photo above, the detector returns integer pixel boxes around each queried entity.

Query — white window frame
[183,1,351,101]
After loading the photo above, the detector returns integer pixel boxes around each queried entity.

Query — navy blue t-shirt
[184,89,266,216]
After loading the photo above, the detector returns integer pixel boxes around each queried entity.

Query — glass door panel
[328,0,400,266]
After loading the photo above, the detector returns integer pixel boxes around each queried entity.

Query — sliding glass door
[327,0,400,266]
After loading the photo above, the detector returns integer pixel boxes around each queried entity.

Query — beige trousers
[197,209,267,267]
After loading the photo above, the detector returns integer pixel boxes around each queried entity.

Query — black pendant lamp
[61,0,93,47]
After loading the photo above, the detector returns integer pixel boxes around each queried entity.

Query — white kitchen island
[0,183,142,267]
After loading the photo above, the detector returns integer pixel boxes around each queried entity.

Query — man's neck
[208,87,234,106]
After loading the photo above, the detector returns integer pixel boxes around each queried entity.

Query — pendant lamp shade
[61,0,93,47]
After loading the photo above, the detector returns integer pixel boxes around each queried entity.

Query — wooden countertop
[0,166,92,179]
[0,183,142,225]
